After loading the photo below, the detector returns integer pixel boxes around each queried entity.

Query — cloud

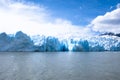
[0,0,49,33]
[0,0,92,38]
[90,3,120,33]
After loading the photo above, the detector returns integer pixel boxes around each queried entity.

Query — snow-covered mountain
[0,31,120,52]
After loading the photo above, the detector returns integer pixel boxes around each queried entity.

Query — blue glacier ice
[0,31,34,51]
[0,31,120,52]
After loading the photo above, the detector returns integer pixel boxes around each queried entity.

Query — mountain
[100,32,120,37]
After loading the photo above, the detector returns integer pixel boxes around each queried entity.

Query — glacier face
[0,31,120,52]
[0,31,34,51]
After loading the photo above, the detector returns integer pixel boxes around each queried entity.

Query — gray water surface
[0,52,120,80]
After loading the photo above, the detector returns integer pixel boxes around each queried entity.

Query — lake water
[0,52,120,80]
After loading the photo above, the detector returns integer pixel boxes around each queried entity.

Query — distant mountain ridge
[100,32,120,37]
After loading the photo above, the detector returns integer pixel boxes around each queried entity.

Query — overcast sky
[0,0,120,36]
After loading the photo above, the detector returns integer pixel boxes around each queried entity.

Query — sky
[0,0,120,37]
[22,0,120,25]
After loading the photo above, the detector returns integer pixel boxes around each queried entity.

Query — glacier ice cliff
[0,31,120,52]
[0,31,34,51]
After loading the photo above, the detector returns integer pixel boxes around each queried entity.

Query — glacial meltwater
[0,52,120,80]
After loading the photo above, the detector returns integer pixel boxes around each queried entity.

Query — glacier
[0,31,120,52]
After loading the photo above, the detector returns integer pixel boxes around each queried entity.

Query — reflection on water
[0,52,120,80]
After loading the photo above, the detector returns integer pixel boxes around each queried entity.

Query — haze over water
[0,52,120,80]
